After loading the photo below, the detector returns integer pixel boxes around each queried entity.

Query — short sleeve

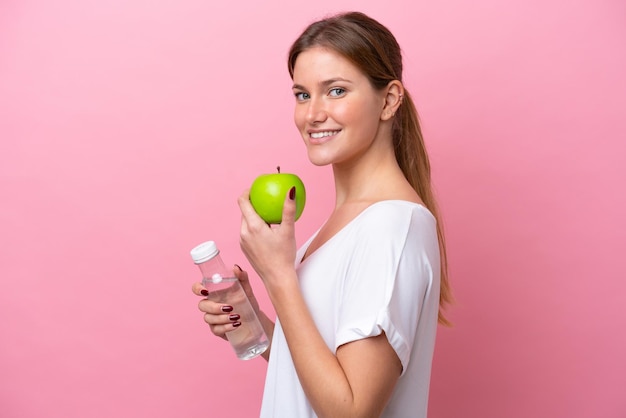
[334,202,439,373]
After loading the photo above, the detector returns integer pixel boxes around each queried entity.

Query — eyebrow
[292,77,352,90]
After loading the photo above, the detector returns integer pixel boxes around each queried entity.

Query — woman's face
[291,46,388,167]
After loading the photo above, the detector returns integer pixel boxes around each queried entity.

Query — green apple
[249,166,306,224]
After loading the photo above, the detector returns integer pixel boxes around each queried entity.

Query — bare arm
[268,275,401,417]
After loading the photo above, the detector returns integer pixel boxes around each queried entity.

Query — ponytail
[395,90,453,326]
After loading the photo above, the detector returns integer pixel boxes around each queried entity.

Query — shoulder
[365,200,433,218]
[343,201,438,256]
[355,200,435,234]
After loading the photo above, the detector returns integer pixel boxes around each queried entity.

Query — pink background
[1,0,625,417]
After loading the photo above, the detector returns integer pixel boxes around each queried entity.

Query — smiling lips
[309,130,340,144]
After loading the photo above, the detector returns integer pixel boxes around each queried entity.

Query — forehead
[292,46,365,84]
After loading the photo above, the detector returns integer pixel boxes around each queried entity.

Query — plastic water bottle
[191,241,269,360]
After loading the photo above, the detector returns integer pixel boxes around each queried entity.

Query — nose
[305,97,327,124]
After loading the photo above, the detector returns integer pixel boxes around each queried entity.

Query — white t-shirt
[260,201,441,418]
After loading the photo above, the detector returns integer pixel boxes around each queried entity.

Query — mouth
[309,130,341,143]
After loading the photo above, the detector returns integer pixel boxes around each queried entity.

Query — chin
[309,154,333,167]
[307,156,333,167]
[306,149,336,167]
[308,146,359,167]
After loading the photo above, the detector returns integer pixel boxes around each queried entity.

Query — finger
[201,311,239,325]
[191,282,208,296]
[233,264,249,283]
[203,311,242,341]
[281,186,297,227]
[238,189,263,223]
[198,298,235,315]
[207,320,241,339]
[234,264,256,301]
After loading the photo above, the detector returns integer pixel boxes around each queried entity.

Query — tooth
[311,130,339,139]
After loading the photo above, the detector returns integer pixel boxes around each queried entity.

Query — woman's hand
[238,187,298,287]
[191,265,258,340]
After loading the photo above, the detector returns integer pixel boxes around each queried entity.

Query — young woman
[192,11,452,417]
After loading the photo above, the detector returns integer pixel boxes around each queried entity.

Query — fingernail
[200,290,209,296]
[289,186,296,200]
[234,264,242,271]
[221,305,233,313]
[229,314,240,321]
[232,321,242,328]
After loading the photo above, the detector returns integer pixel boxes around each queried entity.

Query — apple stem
[277,166,280,174]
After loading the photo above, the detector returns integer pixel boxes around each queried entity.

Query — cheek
[331,101,353,121]
[360,102,384,128]
[293,109,310,144]
[293,107,306,130]
[334,99,377,126]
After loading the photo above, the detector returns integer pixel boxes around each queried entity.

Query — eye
[294,91,310,101]
[329,87,346,97]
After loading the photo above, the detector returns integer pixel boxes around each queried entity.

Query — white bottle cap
[190,241,220,264]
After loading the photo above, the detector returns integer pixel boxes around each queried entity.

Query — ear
[381,80,404,121]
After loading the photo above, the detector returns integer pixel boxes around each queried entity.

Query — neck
[331,140,406,208]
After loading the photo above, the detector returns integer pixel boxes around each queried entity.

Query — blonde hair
[288,11,453,325]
